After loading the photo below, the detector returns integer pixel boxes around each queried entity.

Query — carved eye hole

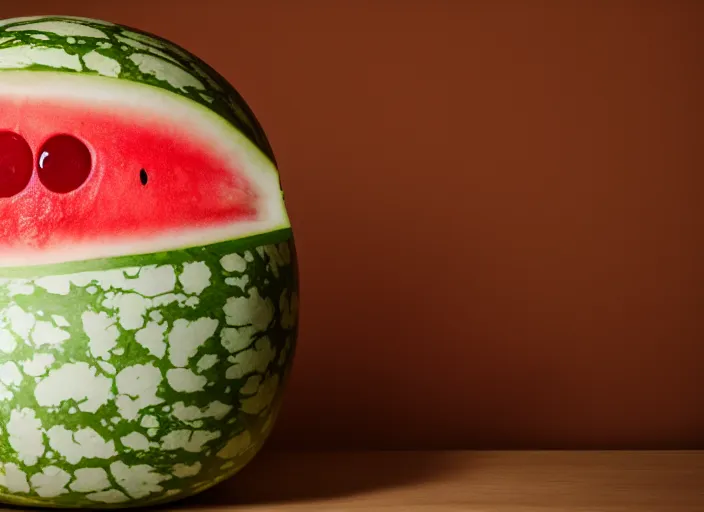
[37,135,92,194]
[0,131,33,198]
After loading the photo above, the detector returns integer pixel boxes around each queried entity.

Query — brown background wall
[3,1,702,450]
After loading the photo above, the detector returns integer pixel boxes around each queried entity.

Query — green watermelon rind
[0,230,294,279]
[0,15,293,266]
[0,14,277,165]
[0,236,299,508]
[0,15,299,508]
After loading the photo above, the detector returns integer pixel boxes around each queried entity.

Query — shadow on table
[166,449,466,508]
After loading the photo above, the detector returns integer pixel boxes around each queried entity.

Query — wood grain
[157,450,704,511]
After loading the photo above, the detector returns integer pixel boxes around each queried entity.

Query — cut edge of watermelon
[0,71,292,270]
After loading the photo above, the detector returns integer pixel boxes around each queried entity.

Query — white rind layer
[0,71,290,269]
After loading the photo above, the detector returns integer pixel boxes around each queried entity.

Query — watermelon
[0,15,298,509]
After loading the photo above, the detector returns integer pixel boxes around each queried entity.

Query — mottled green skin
[0,15,276,164]
[0,14,297,508]
[0,234,298,508]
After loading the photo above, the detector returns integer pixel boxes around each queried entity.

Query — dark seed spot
[140,168,148,186]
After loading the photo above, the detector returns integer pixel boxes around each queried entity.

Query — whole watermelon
[0,15,298,509]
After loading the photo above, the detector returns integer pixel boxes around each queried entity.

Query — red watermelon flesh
[0,96,263,254]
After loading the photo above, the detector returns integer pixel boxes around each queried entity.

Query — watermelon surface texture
[0,15,298,509]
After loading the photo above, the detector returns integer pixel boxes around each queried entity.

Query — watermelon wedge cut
[0,72,290,269]
[0,15,298,510]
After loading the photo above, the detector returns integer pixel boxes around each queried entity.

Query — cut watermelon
[0,15,298,509]
[0,73,289,269]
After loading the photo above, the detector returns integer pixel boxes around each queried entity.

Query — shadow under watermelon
[167,448,467,508]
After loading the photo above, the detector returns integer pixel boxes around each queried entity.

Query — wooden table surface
[158,450,704,511]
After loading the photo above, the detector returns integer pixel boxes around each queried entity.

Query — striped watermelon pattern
[0,239,298,508]
[0,15,298,509]
[0,15,275,164]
